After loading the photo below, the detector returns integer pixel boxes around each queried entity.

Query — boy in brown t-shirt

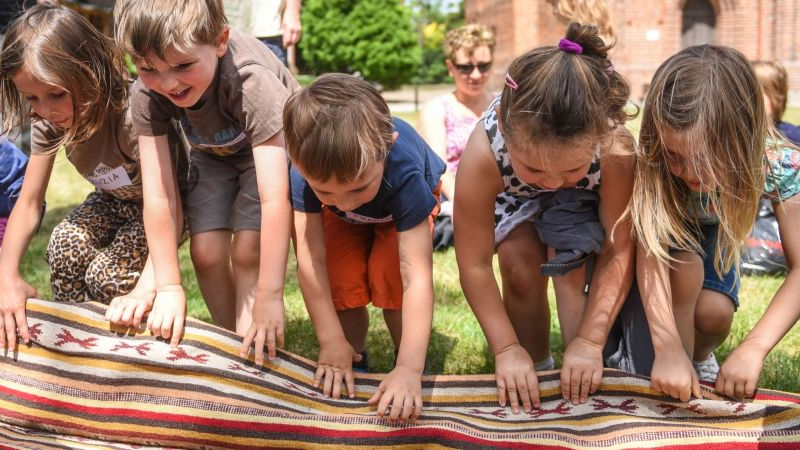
[114,0,299,359]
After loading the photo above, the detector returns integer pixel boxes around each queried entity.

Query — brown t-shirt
[131,28,300,157]
[32,105,143,201]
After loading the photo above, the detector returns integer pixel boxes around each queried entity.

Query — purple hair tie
[504,73,519,90]
[558,38,583,54]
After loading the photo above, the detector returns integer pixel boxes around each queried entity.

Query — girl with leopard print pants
[0,4,186,352]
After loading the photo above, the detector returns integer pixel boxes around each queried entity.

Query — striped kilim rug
[2,299,800,449]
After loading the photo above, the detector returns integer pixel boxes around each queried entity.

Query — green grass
[20,107,800,392]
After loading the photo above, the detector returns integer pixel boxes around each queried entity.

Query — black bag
[432,214,454,251]
[741,198,787,275]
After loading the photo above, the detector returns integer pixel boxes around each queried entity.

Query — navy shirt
[778,121,800,147]
[0,137,27,217]
[291,118,446,232]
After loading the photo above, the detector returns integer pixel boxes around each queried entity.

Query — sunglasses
[451,61,492,75]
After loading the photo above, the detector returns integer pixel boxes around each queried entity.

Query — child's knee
[190,239,228,272]
[231,237,260,270]
[501,262,541,297]
[695,292,734,336]
[46,226,91,272]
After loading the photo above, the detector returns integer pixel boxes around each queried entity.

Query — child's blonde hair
[283,73,394,183]
[0,3,129,153]
[500,22,632,155]
[443,24,495,60]
[632,45,768,275]
[752,60,788,123]
[114,0,227,61]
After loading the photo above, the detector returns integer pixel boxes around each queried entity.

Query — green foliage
[412,0,464,84]
[300,0,419,90]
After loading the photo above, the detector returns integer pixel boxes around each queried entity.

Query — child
[285,73,445,422]
[114,0,299,356]
[632,45,800,401]
[454,22,636,413]
[753,60,800,146]
[0,4,185,351]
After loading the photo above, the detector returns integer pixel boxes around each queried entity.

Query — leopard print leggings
[46,192,147,303]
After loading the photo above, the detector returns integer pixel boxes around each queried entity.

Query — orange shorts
[322,184,440,311]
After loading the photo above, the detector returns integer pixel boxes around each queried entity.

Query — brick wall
[466,0,800,106]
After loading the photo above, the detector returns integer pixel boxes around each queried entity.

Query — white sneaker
[693,353,720,382]
[534,355,555,371]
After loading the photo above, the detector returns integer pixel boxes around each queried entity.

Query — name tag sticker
[87,165,132,191]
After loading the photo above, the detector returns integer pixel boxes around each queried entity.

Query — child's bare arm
[717,194,800,398]
[454,126,540,413]
[239,133,292,365]
[367,219,433,422]
[636,242,701,401]
[108,141,185,329]
[0,153,53,351]
[562,128,635,404]
[139,134,184,347]
[291,210,357,399]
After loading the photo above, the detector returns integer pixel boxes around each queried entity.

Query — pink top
[441,95,480,173]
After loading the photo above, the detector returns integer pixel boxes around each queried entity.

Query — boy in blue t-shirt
[285,73,445,422]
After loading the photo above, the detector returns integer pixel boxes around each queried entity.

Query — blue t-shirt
[778,121,800,147]
[290,118,446,232]
[0,137,27,217]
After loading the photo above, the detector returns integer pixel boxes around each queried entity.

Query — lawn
[19,106,800,393]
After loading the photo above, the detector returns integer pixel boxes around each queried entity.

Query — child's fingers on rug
[3,313,18,352]
[496,377,508,407]
[560,367,572,401]
[505,379,521,414]
[344,371,356,399]
[14,310,29,344]
[516,374,534,412]
[691,375,703,400]
[526,371,540,409]
[169,315,184,347]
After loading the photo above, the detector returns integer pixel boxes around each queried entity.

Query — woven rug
[2,299,800,449]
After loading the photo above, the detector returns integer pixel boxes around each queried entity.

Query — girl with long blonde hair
[633,44,800,400]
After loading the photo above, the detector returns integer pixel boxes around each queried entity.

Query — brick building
[465,0,800,105]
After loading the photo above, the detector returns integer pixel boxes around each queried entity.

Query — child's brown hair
[752,60,788,123]
[499,22,633,155]
[114,0,227,62]
[0,3,129,153]
[283,73,394,183]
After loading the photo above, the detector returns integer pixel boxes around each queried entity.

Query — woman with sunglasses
[419,24,495,250]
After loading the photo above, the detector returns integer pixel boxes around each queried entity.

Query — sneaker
[534,355,555,371]
[353,350,369,373]
[693,353,720,382]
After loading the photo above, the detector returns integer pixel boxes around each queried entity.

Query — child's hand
[0,274,36,352]
[314,340,359,399]
[651,346,702,402]
[146,285,186,347]
[240,291,285,365]
[716,344,765,398]
[561,336,603,405]
[494,343,540,413]
[106,287,156,329]
[368,365,423,422]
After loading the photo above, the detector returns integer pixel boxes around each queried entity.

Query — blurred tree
[413,0,464,84]
[300,0,419,90]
